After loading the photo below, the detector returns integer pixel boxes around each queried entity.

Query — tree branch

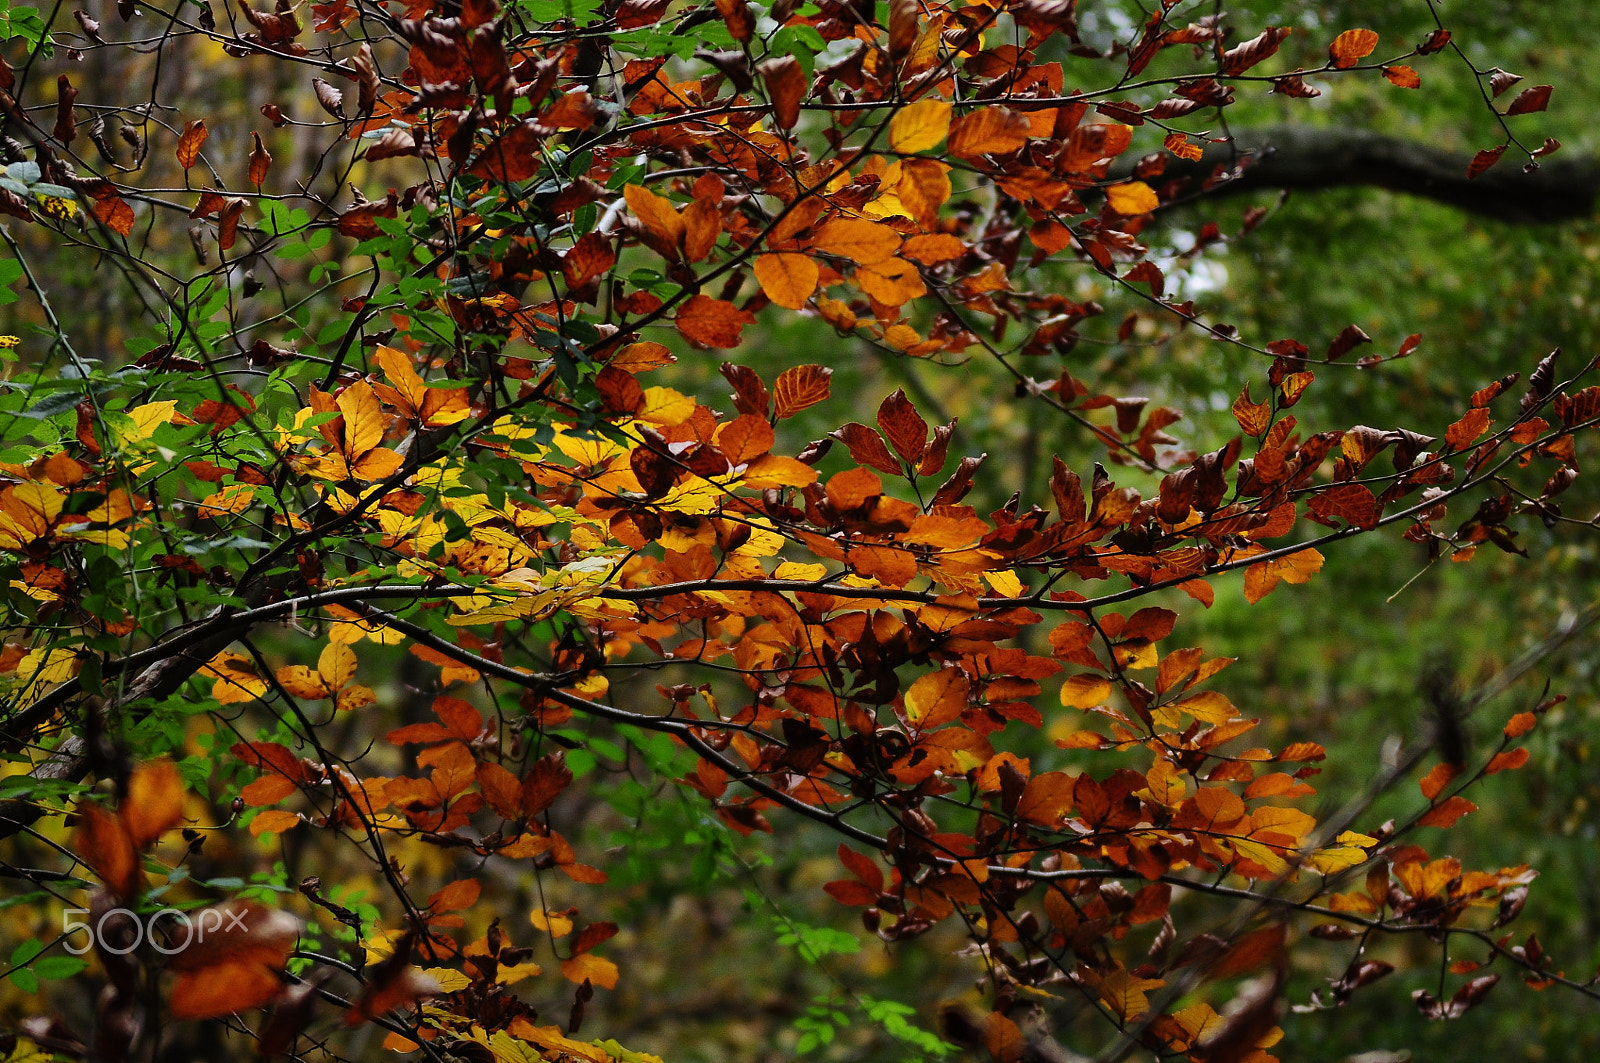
[1149,125,1599,224]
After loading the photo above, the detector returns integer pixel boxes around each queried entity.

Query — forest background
[0,0,1596,1061]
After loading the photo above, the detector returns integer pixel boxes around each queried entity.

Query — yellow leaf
[424,967,472,993]
[1060,673,1110,708]
[637,386,696,426]
[122,401,177,444]
[17,647,79,688]
[276,664,330,699]
[530,909,574,936]
[337,379,387,458]
[1096,968,1162,1020]
[318,641,357,690]
[889,98,952,154]
[202,650,268,704]
[1105,181,1159,215]
[560,953,619,989]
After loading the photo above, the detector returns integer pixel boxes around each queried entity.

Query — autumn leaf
[811,216,900,264]
[675,294,756,348]
[754,253,819,309]
[889,98,951,154]
[1105,181,1159,215]
[773,364,832,418]
[1328,28,1379,68]
[947,108,1031,156]
[176,119,208,169]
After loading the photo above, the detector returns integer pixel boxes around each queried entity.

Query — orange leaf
[1328,28,1379,68]
[811,216,900,264]
[754,252,819,310]
[947,108,1031,156]
[1419,762,1459,801]
[903,669,968,729]
[242,774,298,807]
[772,364,832,418]
[675,293,756,348]
[169,960,285,1020]
[345,966,441,1025]
[681,197,722,263]
[1205,923,1286,980]
[76,802,139,901]
[249,809,301,837]
[1163,132,1203,160]
[623,183,684,250]
[123,758,185,849]
[429,878,482,912]
[901,233,964,264]
[1383,64,1421,89]
[91,192,135,236]
[1504,712,1538,737]
[477,762,523,819]
[522,753,575,817]
[176,119,208,170]
[1418,795,1478,828]
[1486,747,1529,774]
[1015,771,1074,826]
[716,414,775,465]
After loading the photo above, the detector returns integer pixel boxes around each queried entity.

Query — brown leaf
[713,0,752,41]
[877,389,928,466]
[312,77,345,119]
[1220,26,1290,76]
[831,423,901,475]
[248,131,272,186]
[1467,145,1507,179]
[759,56,803,131]
[1505,84,1552,116]
[54,75,77,144]
[1306,483,1378,530]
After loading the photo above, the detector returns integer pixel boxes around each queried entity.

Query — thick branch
[1153,125,1600,224]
